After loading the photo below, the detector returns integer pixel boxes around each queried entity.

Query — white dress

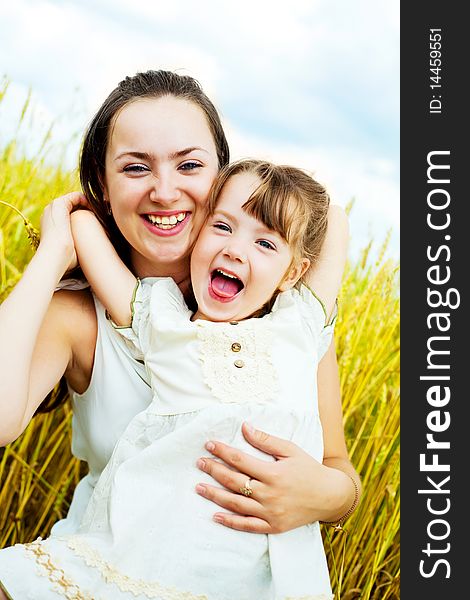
[0,278,335,600]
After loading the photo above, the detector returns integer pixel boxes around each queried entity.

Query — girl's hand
[196,423,353,533]
[39,192,89,272]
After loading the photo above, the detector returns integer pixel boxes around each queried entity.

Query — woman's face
[104,96,219,278]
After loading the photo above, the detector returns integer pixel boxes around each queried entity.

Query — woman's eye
[213,222,231,233]
[257,239,276,250]
[179,161,202,171]
[123,164,149,174]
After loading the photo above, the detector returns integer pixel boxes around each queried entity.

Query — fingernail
[213,515,224,524]
[205,441,215,452]
[196,459,206,471]
[196,484,206,495]
[244,422,255,434]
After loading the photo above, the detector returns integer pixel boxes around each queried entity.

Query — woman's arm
[195,345,361,532]
[305,204,349,320]
[0,193,91,446]
[316,340,362,520]
[70,210,136,326]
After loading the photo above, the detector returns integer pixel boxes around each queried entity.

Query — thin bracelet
[321,475,360,532]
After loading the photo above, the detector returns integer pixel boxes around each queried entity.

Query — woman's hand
[39,192,89,272]
[195,423,356,534]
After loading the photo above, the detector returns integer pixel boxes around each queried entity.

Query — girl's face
[104,96,219,278]
[191,172,304,322]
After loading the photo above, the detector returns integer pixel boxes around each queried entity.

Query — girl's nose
[149,173,180,205]
[223,242,248,263]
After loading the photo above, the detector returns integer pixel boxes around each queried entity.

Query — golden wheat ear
[0,199,40,249]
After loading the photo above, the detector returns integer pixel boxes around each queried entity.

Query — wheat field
[0,83,400,599]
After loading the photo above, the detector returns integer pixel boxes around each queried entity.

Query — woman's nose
[149,173,180,205]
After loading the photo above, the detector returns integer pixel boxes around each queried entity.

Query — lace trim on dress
[22,537,332,600]
[67,535,209,600]
[23,538,95,600]
[196,319,278,405]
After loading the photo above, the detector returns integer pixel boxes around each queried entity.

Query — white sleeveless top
[51,294,153,535]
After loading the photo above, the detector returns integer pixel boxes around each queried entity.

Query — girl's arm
[305,204,349,321]
[70,210,136,327]
[0,193,92,446]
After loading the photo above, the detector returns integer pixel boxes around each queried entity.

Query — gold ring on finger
[239,478,253,497]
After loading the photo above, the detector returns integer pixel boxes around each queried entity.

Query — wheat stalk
[0,200,40,249]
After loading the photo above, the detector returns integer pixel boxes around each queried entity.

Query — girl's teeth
[169,215,177,225]
[216,269,238,279]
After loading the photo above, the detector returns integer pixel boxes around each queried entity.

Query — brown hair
[80,69,230,264]
[207,159,330,268]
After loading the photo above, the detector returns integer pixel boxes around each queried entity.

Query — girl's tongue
[211,271,243,298]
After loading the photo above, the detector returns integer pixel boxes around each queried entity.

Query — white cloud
[0,0,399,259]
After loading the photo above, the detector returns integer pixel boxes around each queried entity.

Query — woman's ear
[98,170,108,202]
[278,258,311,291]
[101,180,113,215]
[102,185,109,204]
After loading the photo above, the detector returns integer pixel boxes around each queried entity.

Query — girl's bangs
[242,181,305,244]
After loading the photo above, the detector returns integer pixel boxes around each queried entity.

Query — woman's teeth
[146,212,186,229]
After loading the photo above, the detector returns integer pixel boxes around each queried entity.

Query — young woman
[0,71,359,599]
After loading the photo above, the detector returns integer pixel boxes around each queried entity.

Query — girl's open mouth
[208,269,244,302]
[141,211,190,236]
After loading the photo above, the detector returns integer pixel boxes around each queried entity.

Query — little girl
[5,160,355,599]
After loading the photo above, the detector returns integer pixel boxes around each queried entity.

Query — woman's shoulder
[53,289,97,347]
[52,288,96,322]
[52,289,98,391]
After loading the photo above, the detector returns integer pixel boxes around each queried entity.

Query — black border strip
[401,4,466,597]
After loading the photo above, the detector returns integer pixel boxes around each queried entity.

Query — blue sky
[0,0,399,259]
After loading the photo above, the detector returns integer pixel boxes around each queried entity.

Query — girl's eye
[213,222,231,233]
[123,164,149,174]
[257,239,276,250]
[179,161,202,171]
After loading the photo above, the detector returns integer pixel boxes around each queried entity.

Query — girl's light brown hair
[207,159,330,269]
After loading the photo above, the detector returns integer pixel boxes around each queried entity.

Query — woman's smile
[141,210,191,236]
